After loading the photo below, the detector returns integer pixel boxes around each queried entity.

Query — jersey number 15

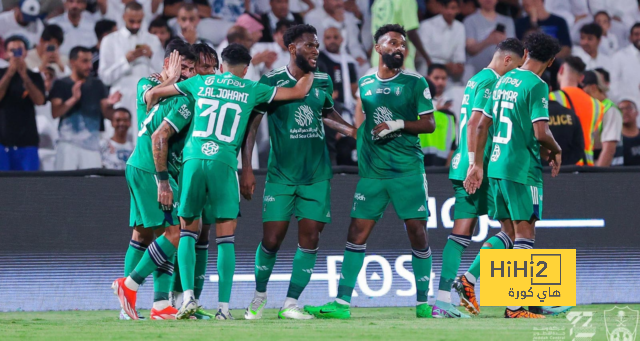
[492,101,513,144]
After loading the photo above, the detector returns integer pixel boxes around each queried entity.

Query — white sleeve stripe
[174,84,187,96]
[482,110,492,118]
[418,110,434,115]
[142,87,151,104]
[471,107,485,112]
[163,117,180,133]
[532,117,550,122]
[267,87,277,103]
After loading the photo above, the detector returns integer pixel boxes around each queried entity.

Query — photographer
[25,24,70,76]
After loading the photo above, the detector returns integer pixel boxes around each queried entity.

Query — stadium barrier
[0,167,638,311]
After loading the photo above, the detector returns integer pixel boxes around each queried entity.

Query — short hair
[69,46,92,60]
[95,19,117,40]
[524,32,561,63]
[3,35,29,49]
[179,3,197,12]
[496,38,525,57]
[437,0,457,6]
[275,19,295,33]
[427,63,448,76]
[149,17,171,32]
[226,26,248,44]
[164,38,196,61]
[221,43,252,66]
[594,67,610,83]
[124,1,143,11]
[114,107,132,119]
[580,23,603,39]
[373,24,406,43]
[594,11,610,21]
[283,24,317,46]
[192,43,219,68]
[41,24,64,45]
[631,23,640,35]
[564,55,586,74]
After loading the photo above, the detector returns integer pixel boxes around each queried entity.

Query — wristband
[157,171,169,181]
[468,152,475,164]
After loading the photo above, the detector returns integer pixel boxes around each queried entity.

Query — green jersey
[358,70,434,179]
[127,95,195,177]
[135,77,162,125]
[175,72,277,169]
[449,68,500,181]
[257,67,334,185]
[484,68,550,186]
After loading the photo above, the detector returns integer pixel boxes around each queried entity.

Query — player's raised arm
[323,108,357,138]
[272,72,314,101]
[145,50,182,109]
[240,111,264,200]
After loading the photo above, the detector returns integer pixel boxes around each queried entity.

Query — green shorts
[178,159,240,221]
[489,178,543,221]
[126,165,179,229]
[351,174,429,222]
[451,179,495,219]
[262,180,331,223]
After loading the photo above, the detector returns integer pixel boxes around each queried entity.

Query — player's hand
[166,50,181,82]
[373,120,404,138]
[464,164,484,194]
[240,169,256,200]
[548,151,561,177]
[158,180,174,211]
[297,72,315,94]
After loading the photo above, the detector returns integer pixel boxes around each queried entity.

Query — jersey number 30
[193,98,242,142]
[492,101,512,144]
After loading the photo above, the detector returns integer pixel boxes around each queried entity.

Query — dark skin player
[240,31,357,259]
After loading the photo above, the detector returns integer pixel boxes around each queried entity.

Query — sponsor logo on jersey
[498,76,522,87]
[484,88,491,99]
[315,88,320,98]
[491,145,501,162]
[424,87,432,99]
[364,90,372,96]
[201,141,219,156]
[204,76,216,85]
[216,78,245,87]
[178,104,191,119]
[354,193,366,201]
[376,88,391,94]
[373,106,394,124]
[467,80,477,89]
[294,105,315,127]
[264,195,275,202]
[360,78,375,86]
[418,205,426,212]
[452,153,461,169]
[276,79,290,87]
[542,97,548,109]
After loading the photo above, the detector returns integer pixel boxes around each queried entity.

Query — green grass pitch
[1,304,636,340]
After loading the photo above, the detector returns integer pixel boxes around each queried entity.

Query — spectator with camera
[26,24,70,76]
[0,0,45,50]
[51,46,121,170]
[0,36,46,171]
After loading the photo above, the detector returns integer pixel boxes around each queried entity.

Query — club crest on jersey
[452,153,461,169]
[491,145,501,162]
[201,141,219,156]
[424,87,432,99]
[294,105,315,127]
[395,87,401,96]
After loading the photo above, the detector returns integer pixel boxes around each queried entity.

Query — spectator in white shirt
[304,0,367,66]
[610,23,640,103]
[543,0,589,27]
[258,0,304,43]
[47,0,98,57]
[0,0,45,49]
[100,107,133,169]
[25,25,71,76]
[417,0,465,80]
[251,19,295,73]
[572,23,613,72]
[97,0,163,31]
[172,4,215,47]
[98,1,164,139]
[594,11,620,56]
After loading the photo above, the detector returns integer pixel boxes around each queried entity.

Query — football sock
[153,259,174,305]
[216,235,235,304]
[178,229,198,293]
[286,245,318,301]
[255,243,277,293]
[219,302,229,312]
[438,234,470,303]
[412,247,432,305]
[467,231,513,281]
[129,235,177,289]
[513,237,535,249]
[124,240,147,277]
[171,254,182,292]
[336,242,366,305]
[194,240,209,300]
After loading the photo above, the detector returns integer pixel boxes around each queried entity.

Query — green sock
[468,231,513,281]
[412,247,432,303]
[178,230,198,292]
[438,234,471,292]
[124,240,147,277]
[286,246,318,299]
[217,235,235,303]
[171,254,182,292]
[255,243,277,293]
[153,259,174,302]
[194,241,209,300]
[129,235,177,285]
[336,242,366,303]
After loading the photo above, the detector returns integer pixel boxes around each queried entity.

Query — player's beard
[381,51,404,69]
[295,53,317,73]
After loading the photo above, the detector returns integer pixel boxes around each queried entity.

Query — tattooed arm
[323,108,357,138]
[152,121,177,210]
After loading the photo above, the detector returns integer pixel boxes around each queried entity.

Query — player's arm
[273,72,314,101]
[465,110,484,168]
[534,120,562,177]
[464,113,493,194]
[374,77,436,137]
[323,108,357,138]
[152,121,178,210]
[145,50,182,110]
[240,111,264,200]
